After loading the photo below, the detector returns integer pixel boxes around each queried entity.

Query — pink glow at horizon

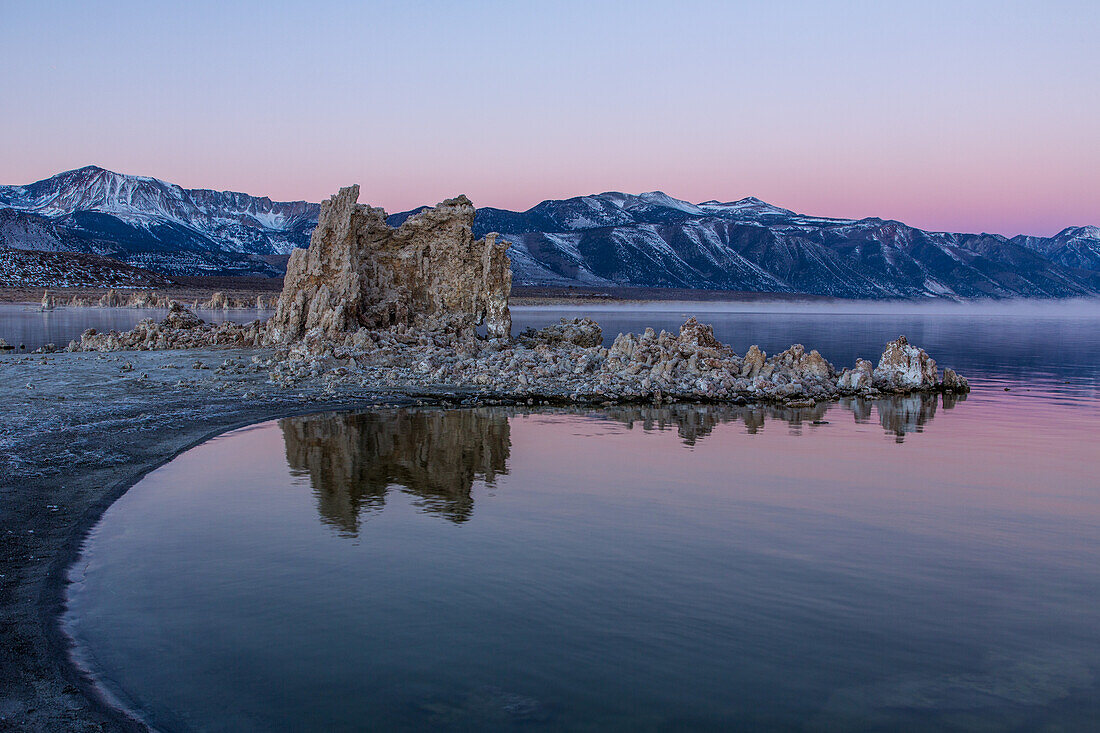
[2,1,1098,237]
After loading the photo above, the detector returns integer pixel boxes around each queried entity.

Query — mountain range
[2,165,1098,298]
[0,166,316,277]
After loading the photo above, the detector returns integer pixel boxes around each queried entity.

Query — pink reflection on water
[503,387,1100,555]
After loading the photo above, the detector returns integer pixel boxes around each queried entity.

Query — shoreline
[58,394,961,731]
[0,347,449,731]
[9,285,1100,312]
[44,407,368,733]
[1,283,869,309]
[1,343,964,730]
[49,404,420,733]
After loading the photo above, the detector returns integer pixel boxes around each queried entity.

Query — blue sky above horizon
[1,0,1097,236]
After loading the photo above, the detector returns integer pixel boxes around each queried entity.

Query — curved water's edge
[13,300,1098,730]
[60,384,1100,730]
[53,395,914,732]
[45,403,395,733]
[59,393,980,731]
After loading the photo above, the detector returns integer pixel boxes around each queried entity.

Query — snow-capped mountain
[2,167,1098,298]
[0,166,318,276]
[460,191,1100,298]
[1012,226,1100,273]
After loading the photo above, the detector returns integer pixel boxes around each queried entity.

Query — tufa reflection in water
[596,392,953,444]
[280,408,511,532]
[280,392,964,534]
[846,390,966,443]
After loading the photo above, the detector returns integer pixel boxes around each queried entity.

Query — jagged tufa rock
[72,301,263,351]
[940,367,969,393]
[762,344,833,381]
[677,317,723,350]
[740,345,766,378]
[163,300,205,329]
[203,291,230,310]
[517,317,603,348]
[98,289,126,307]
[837,358,874,392]
[267,185,511,346]
[873,335,939,391]
[125,291,172,308]
[75,289,176,308]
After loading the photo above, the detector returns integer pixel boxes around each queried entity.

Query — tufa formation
[67,185,970,404]
[266,185,511,345]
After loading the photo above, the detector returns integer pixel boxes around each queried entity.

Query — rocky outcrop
[202,291,230,310]
[193,293,271,310]
[70,297,971,402]
[125,291,171,308]
[72,302,263,351]
[517,318,602,348]
[86,289,174,308]
[59,289,270,309]
[602,320,738,399]
[162,300,204,329]
[740,345,766,379]
[58,189,970,404]
[762,344,833,381]
[872,335,939,391]
[941,367,969,393]
[837,358,874,392]
[267,185,512,345]
[98,289,127,307]
[266,322,970,405]
[677,317,723,350]
[41,290,55,310]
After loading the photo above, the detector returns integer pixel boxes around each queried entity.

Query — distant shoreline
[5,282,1099,309]
[0,276,283,305]
[509,285,840,306]
[0,280,844,307]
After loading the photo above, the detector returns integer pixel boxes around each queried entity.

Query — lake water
[63,301,1100,731]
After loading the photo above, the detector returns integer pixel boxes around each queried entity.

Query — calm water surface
[65,302,1100,731]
